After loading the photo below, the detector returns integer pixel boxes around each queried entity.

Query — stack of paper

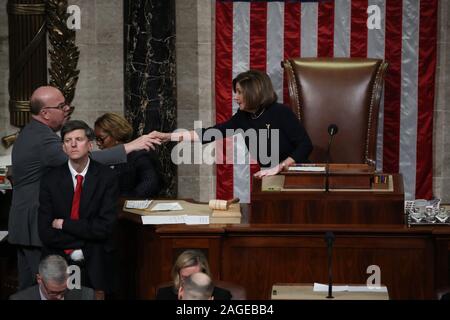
[313,283,388,293]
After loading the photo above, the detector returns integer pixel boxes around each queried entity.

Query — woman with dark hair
[152,69,312,177]
[94,113,161,197]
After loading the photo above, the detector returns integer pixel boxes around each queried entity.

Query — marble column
[124,0,177,197]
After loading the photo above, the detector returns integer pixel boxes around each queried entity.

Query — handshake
[148,131,172,143]
[125,130,197,153]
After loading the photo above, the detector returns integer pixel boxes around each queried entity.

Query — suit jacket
[9,284,95,300]
[38,159,119,291]
[9,119,127,247]
[155,285,232,300]
[113,150,161,197]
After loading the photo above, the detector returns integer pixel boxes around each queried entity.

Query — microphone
[325,124,338,192]
[325,231,335,299]
[328,124,338,136]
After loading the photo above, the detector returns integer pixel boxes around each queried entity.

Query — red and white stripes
[215,0,438,201]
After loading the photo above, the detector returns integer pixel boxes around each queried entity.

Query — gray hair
[38,255,68,284]
[182,272,214,300]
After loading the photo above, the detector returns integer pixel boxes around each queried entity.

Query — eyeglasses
[41,280,67,298]
[43,101,71,111]
[95,134,109,144]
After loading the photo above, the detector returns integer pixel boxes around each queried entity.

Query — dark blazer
[38,159,119,291]
[155,285,232,300]
[9,119,126,247]
[9,285,95,300]
[111,150,161,197]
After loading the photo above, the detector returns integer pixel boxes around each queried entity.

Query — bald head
[29,86,70,131]
[179,272,214,300]
[30,86,64,115]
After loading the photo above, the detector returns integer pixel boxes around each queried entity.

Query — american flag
[215,0,437,202]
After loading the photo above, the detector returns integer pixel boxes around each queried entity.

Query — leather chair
[282,58,388,165]
[155,280,246,300]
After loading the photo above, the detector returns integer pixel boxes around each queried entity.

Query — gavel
[208,197,240,210]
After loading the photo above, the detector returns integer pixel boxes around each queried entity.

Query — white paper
[288,166,325,172]
[313,283,387,293]
[0,155,11,167]
[141,215,186,225]
[0,231,8,242]
[140,214,209,225]
[348,286,387,293]
[125,200,152,209]
[151,202,183,211]
[313,283,348,292]
[185,215,209,225]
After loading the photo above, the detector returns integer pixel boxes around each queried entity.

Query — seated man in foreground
[10,255,94,300]
[179,272,214,300]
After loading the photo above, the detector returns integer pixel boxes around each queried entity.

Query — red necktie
[65,174,83,255]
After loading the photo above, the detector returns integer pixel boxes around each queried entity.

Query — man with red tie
[38,120,119,300]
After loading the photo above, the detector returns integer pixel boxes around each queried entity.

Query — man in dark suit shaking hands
[38,120,119,300]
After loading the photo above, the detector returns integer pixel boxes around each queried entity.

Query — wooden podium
[282,164,375,189]
[250,164,404,224]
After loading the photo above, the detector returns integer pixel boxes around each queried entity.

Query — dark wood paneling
[250,174,405,224]
[117,217,450,300]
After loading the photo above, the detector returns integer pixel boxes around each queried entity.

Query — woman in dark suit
[155,249,232,300]
[151,69,313,177]
[94,113,161,197]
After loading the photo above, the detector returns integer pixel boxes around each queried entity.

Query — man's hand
[124,134,162,153]
[52,219,64,229]
[149,131,171,143]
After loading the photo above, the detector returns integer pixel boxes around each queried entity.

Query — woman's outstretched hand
[253,163,284,179]
[149,131,172,143]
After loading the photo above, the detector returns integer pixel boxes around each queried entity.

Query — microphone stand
[325,231,335,299]
[325,134,335,192]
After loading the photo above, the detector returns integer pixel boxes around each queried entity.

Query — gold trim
[9,100,31,112]
[1,132,20,149]
[47,0,80,105]
[7,3,46,15]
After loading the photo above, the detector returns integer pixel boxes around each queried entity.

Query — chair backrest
[282,57,388,164]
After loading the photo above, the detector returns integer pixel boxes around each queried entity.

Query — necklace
[250,107,266,120]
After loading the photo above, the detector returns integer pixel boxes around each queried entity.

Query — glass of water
[424,207,437,223]
[409,207,424,223]
[436,207,449,223]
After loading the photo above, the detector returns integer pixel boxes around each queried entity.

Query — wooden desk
[117,208,450,300]
[271,283,389,300]
[251,174,405,224]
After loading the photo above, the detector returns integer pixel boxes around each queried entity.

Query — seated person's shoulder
[92,159,117,175]
[155,285,178,300]
[441,291,450,300]
[9,285,40,300]
[65,286,95,300]
[213,286,232,300]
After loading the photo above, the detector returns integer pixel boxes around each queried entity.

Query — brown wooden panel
[221,233,434,299]
[250,174,404,224]
[117,210,450,300]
